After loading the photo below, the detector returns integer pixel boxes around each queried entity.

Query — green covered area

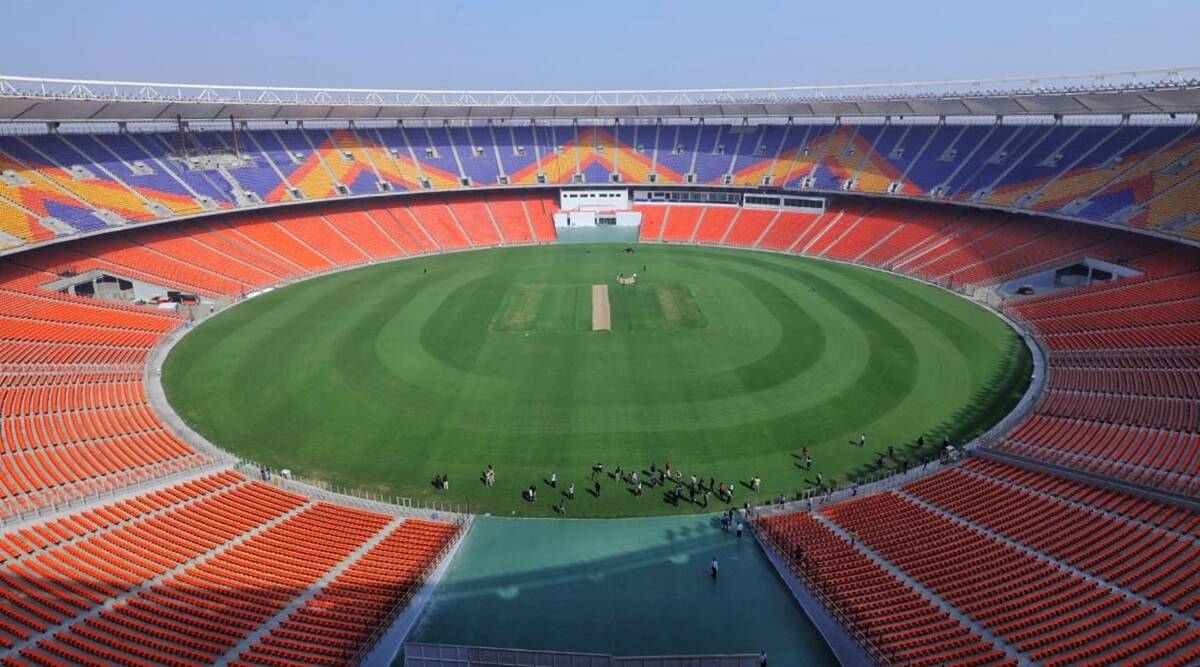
[404,514,837,664]
[163,244,1030,518]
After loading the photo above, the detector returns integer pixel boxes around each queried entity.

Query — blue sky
[6,0,1197,89]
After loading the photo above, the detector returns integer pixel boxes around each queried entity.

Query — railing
[232,459,472,521]
[996,443,1200,496]
[352,518,472,664]
[747,456,956,520]
[404,643,763,666]
[0,457,224,527]
[750,529,897,666]
[2,68,1198,107]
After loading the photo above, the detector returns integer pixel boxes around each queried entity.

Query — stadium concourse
[0,74,1198,665]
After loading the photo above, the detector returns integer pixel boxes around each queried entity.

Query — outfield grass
[163,244,1031,518]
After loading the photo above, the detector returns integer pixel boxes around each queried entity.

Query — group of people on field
[466,430,954,514]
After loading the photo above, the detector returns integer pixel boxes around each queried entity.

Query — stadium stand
[4,122,1200,254]
[819,488,1200,665]
[320,204,408,261]
[405,200,472,250]
[692,205,740,244]
[234,518,461,666]
[0,223,468,660]
[759,459,1200,664]
[0,171,1198,663]
[756,511,1013,666]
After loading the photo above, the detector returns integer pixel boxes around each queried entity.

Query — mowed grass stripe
[164,244,1029,517]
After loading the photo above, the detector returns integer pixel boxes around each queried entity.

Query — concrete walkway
[0,461,228,535]
[2,474,249,569]
[959,463,1200,546]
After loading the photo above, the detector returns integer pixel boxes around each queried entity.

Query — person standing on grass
[805,455,812,471]
[567,482,575,500]
[860,433,867,447]
[711,557,719,579]
[816,472,823,488]
[550,472,557,488]
[594,480,601,497]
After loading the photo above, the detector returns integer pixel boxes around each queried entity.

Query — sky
[5,0,1197,91]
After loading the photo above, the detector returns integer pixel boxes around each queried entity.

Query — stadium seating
[270,212,371,268]
[3,121,1199,253]
[756,511,1012,666]
[0,463,461,665]
[809,478,1200,665]
[446,199,503,247]
[405,201,472,250]
[903,465,1200,617]
[692,206,739,244]
[0,182,1197,663]
[658,205,703,242]
[0,256,463,660]
[234,518,461,666]
[723,208,777,247]
[527,193,558,240]
[320,205,408,261]
[479,193,535,244]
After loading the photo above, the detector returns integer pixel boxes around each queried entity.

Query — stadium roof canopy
[2,68,1199,123]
